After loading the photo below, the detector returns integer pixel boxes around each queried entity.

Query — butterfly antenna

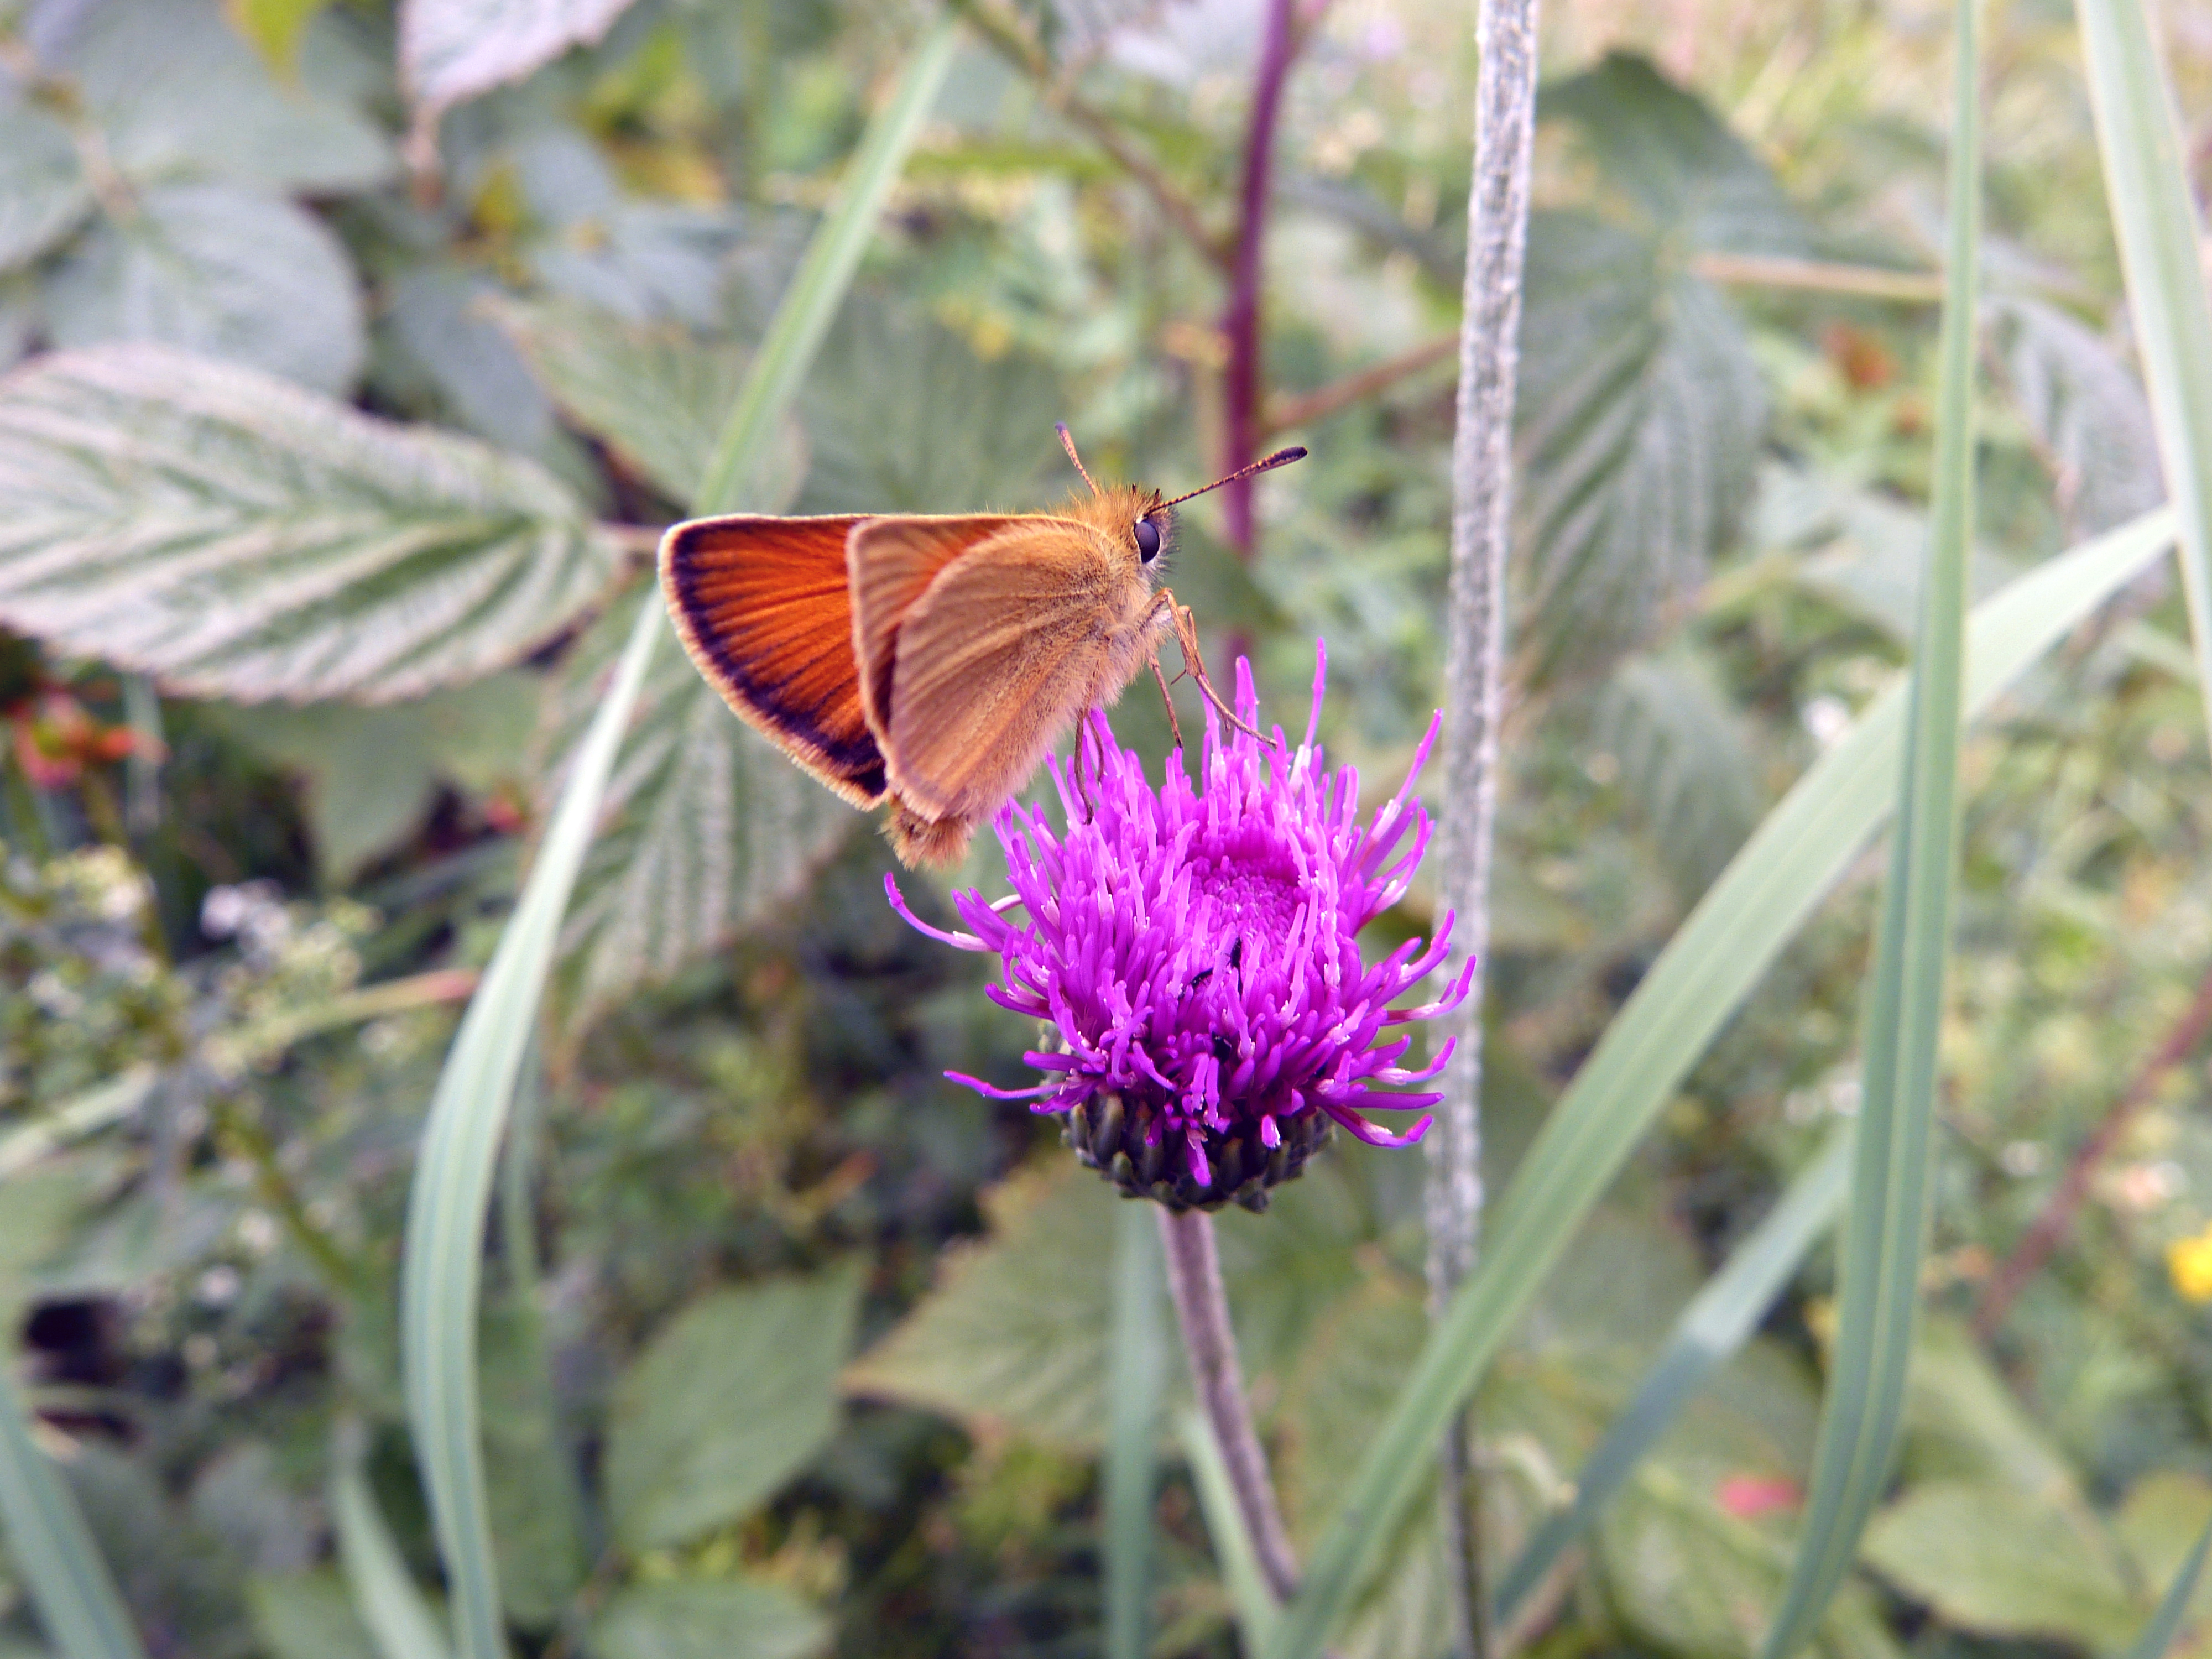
[1159,445,1308,511]
[1056,422,1103,497]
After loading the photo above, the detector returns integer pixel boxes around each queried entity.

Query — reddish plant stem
[1220,0,1314,560]
[1156,1204,1300,1603]
[1973,962,2212,1340]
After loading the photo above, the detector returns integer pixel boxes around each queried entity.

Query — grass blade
[332,1418,453,1659]
[398,22,961,1652]
[1493,1125,1853,1625]
[2126,1513,2212,1659]
[1757,2,1981,1650]
[400,594,661,1659]
[1105,1202,1166,1659]
[1261,483,2164,1657]
[695,12,958,515]
[2075,0,2212,736]
[0,1365,147,1659]
[1178,1407,1280,1655]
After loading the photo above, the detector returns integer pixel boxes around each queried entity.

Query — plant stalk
[1155,1205,1298,1603]
[1220,0,1310,559]
[1428,0,1543,1652]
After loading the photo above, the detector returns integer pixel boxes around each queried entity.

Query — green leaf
[0,1370,148,1659]
[588,1580,830,1659]
[844,1162,1118,1452]
[46,184,366,394]
[401,0,649,122]
[401,594,662,1659]
[696,15,961,516]
[1862,1480,2137,1649]
[54,0,394,194]
[0,106,90,273]
[1105,1203,1166,1659]
[606,1269,862,1554]
[0,345,622,703]
[1495,1128,1852,1625]
[248,1572,382,1659]
[1260,482,2173,1659]
[1515,211,1766,677]
[330,1419,451,1659]
[1757,1,1979,1646]
[2075,0,2212,740]
[488,297,763,510]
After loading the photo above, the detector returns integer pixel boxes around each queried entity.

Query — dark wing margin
[658,514,887,805]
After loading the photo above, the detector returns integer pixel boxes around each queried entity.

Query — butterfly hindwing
[885,520,1160,822]
[658,514,887,805]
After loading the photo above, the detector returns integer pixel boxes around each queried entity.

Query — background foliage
[4,0,2212,1656]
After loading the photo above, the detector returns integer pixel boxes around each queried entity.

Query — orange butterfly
[659,427,1304,867]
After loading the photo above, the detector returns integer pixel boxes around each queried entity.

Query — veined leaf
[1543,52,1808,256]
[401,0,646,123]
[0,1364,148,1659]
[46,183,366,394]
[844,1162,1118,1452]
[549,594,855,1029]
[1262,495,2175,1659]
[1516,211,1766,679]
[0,345,622,703]
[604,1268,862,1553]
[1758,0,1981,1647]
[2075,0,2212,750]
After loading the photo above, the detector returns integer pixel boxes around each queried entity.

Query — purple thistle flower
[887,645,1473,1212]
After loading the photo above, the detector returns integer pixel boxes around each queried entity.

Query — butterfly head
[1053,422,1303,577]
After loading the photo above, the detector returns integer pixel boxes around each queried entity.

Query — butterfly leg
[1155,590,1264,741]
[1146,651,1186,752]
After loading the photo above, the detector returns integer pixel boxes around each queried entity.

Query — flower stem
[1428,0,1544,1652]
[1155,1204,1299,1602]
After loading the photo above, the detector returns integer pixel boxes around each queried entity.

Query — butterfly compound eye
[1134,518,1161,562]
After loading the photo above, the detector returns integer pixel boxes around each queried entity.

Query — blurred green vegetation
[3,0,2212,1655]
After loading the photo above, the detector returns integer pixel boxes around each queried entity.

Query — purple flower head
[888,645,1473,1212]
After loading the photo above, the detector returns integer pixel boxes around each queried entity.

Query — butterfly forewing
[885,521,1156,821]
[658,514,888,805]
